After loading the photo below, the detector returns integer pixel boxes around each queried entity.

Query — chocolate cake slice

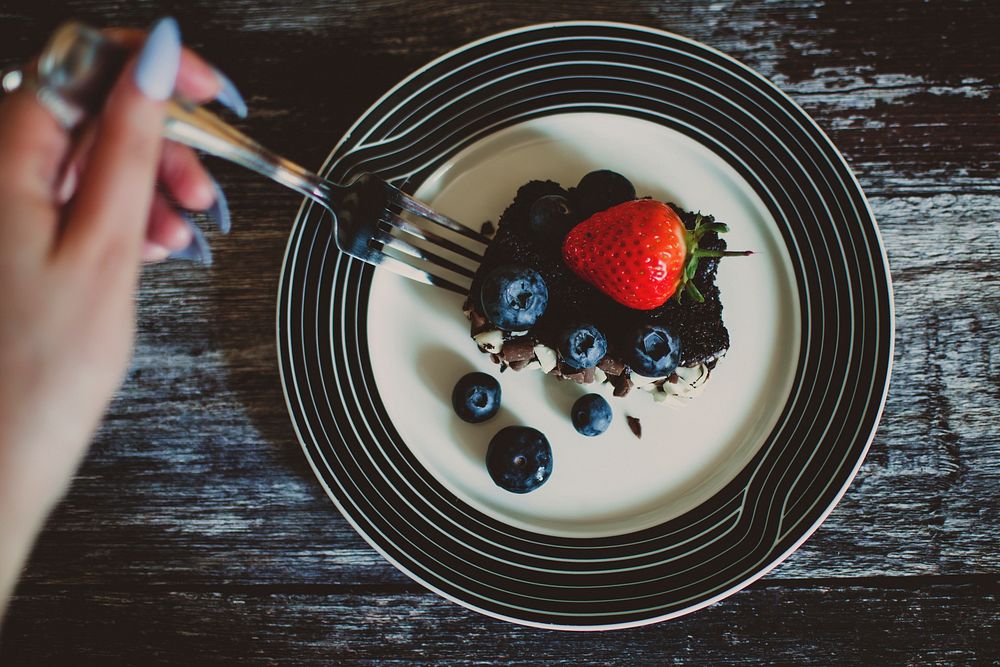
[463,172,737,403]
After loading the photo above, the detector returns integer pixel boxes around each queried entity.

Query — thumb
[59,18,181,266]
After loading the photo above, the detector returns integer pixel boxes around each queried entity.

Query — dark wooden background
[2,0,999,663]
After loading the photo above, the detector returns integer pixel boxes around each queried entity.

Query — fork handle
[165,98,332,204]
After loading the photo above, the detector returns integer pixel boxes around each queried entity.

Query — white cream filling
[473,330,504,354]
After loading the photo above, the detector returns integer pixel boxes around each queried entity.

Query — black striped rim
[277,22,893,629]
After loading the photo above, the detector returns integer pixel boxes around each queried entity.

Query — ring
[1,65,26,94]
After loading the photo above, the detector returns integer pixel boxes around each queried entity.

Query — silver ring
[2,65,26,94]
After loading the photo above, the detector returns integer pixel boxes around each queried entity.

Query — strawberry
[561,200,750,310]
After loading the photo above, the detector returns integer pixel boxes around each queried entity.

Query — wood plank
[2,578,998,664]
[0,1,997,197]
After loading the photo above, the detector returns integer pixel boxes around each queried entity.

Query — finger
[55,121,98,205]
[157,142,231,233]
[158,141,214,209]
[0,90,70,251]
[59,18,181,267]
[143,193,193,261]
[105,28,247,115]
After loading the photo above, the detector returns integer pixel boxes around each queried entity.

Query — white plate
[278,21,892,629]
[366,112,801,537]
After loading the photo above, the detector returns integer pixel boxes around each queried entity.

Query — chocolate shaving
[597,356,626,376]
[609,374,633,397]
[508,359,531,371]
[626,416,642,439]
[666,373,680,384]
[469,309,491,336]
[557,364,597,384]
[501,338,536,363]
[489,353,501,365]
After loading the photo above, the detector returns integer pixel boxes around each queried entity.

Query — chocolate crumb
[489,353,501,365]
[609,374,633,397]
[499,362,508,373]
[666,373,680,384]
[481,220,496,237]
[509,359,531,371]
[597,356,626,376]
[469,309,490,335]
[501,338,536,363]
[626,416,642,439]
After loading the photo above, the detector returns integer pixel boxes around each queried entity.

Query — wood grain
[2,579,998,665]
[1,0,998,662]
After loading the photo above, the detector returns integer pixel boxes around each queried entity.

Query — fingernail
[56,166,77,204]
[211,67,248,118]
[169,215,213,265]
[206,177,231,234]
[142,241,171,262]
[134,17,182,101]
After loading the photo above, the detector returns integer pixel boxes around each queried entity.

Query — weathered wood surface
[2,0,999,663]
[3,579,999,665]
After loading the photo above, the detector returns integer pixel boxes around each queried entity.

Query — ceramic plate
[278,22,894,630]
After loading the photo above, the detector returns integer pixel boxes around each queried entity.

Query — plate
[278,22,893,630]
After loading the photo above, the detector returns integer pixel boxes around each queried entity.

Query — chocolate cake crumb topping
[626,416,642,439]
[597,356,626,376]
[501,338,536,363]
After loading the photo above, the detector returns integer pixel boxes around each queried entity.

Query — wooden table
[2,1,998,663]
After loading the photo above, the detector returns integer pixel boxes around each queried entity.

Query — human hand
[0,18,243,609]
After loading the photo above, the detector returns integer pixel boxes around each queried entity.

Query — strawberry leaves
[676,213,752,304]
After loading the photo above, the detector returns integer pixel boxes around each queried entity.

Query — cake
[462,170,746,405]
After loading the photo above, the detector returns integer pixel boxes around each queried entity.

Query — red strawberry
[562,200,749,310]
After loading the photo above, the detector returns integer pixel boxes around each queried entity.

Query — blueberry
[558,323,607,369]
[451,372,501,423]
[479,265,549,331]
[486,426,553,494]
[574,170,637,218]
[571,394,612,437]
[528,194,576,244]
[626,324,681,377]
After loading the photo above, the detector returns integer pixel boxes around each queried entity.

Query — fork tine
[385,187,491,245]
[370,252,470,295]
[379,211,483,262]
[372,229,477,279]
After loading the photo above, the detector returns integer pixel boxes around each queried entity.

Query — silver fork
[3,22,487,294]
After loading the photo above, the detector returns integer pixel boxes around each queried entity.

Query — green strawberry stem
[677,213,753,304]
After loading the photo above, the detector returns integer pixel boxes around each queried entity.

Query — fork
[4,22,487,294]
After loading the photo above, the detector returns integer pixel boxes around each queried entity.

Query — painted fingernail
[134,17,182,101]
[206,177,231,234]
[211,67,248,118]
[169,215,213,265]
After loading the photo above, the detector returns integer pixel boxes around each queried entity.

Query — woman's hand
[0,19,242,613]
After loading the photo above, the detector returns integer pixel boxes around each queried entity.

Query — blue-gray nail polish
[170,215,213,265]
[211,67,248,118]
[206,178,231,234]
[134,17,182,101]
